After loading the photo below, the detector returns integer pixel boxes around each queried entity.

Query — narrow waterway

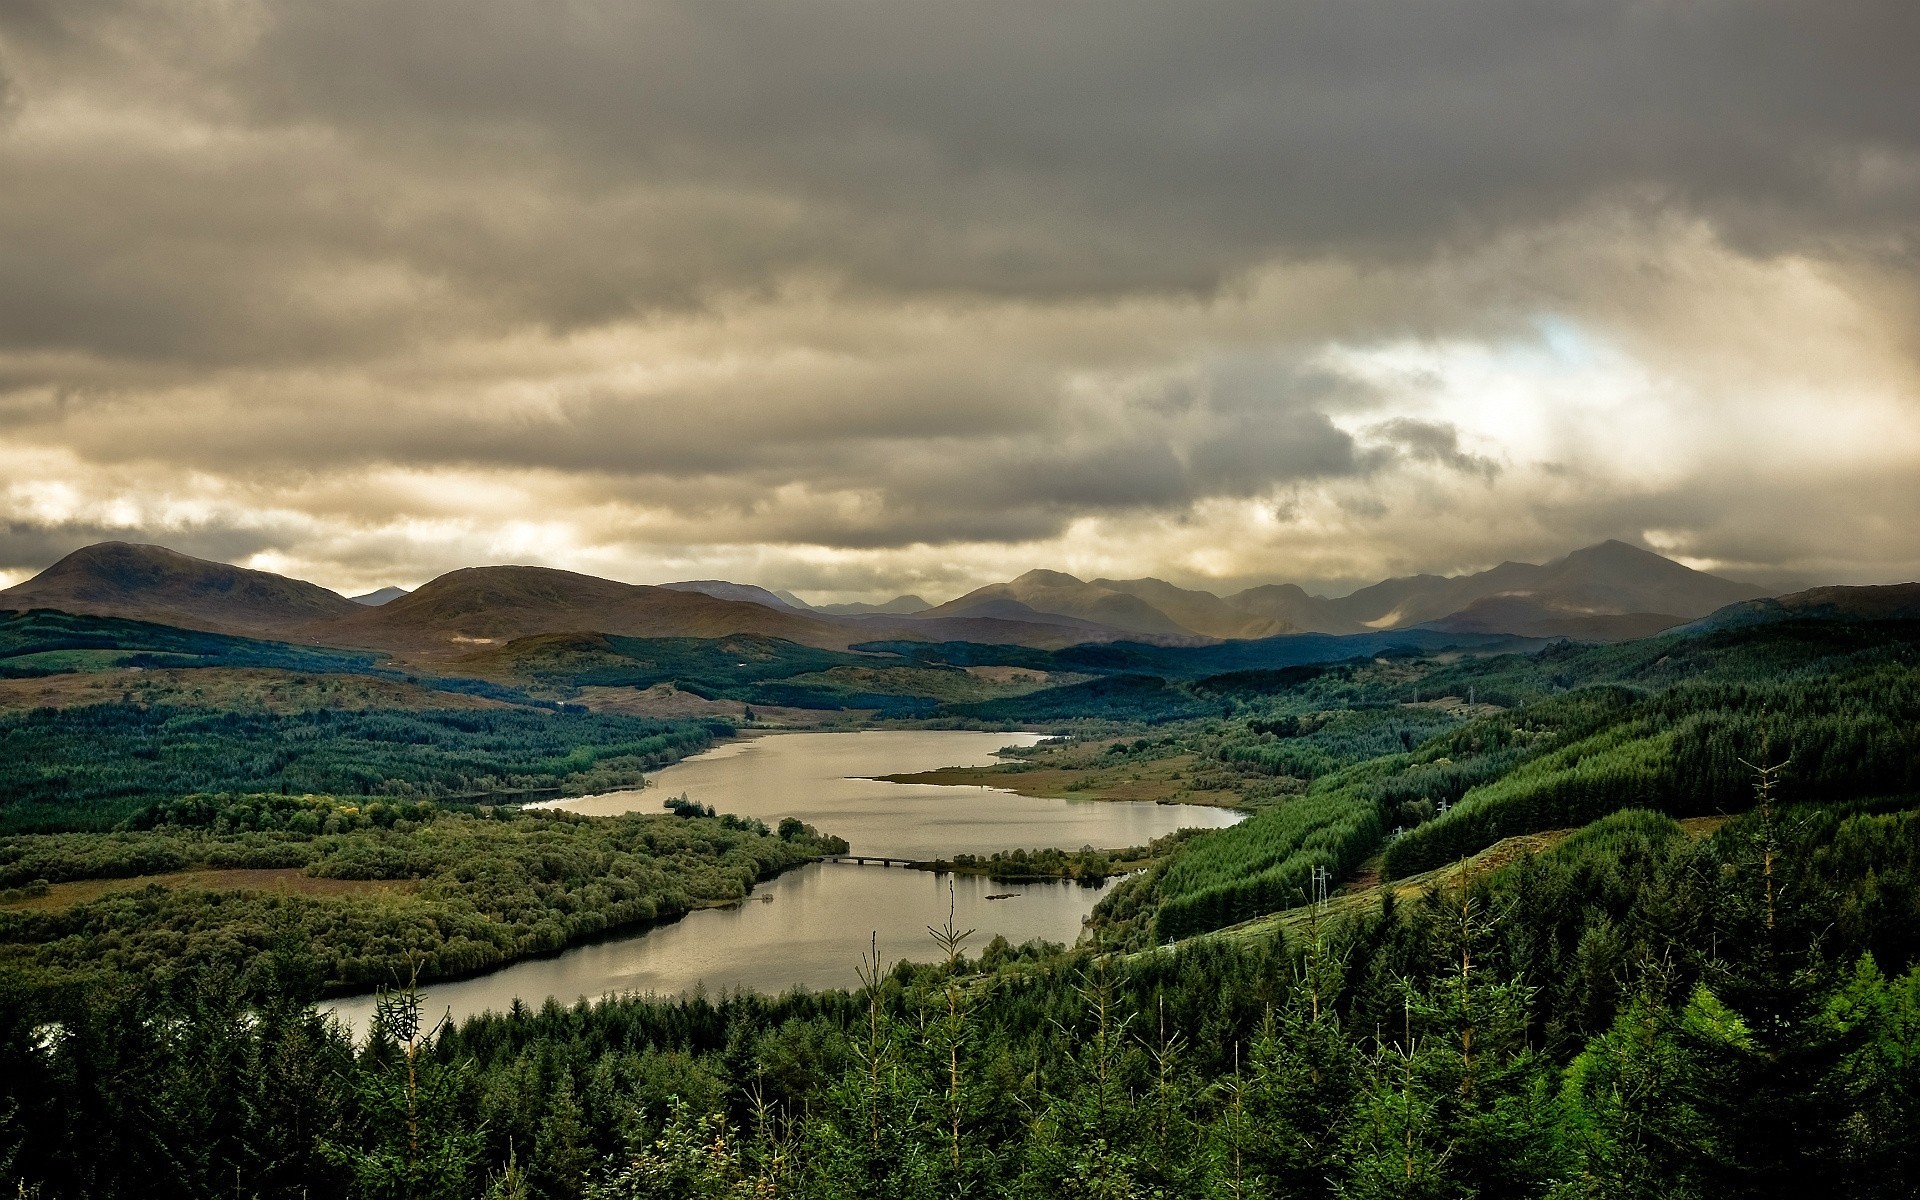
[331,730,1242,1032]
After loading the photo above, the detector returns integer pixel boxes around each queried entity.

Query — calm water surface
[331,730,1241,1032]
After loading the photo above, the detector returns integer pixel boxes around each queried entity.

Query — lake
[330,730,1241,1032]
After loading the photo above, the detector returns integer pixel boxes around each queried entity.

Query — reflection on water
[550,729,1241,860]
[330,865,1113,1034]
[331,730,1243,1032]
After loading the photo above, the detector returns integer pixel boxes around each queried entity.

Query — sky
[1,0,1917,603]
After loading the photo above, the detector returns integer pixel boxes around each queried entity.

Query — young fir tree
[1671,758,1856,1198]
[1344,887,1561,1199]
[1824,956,1920,1196]
[323,982,484,1200]
[1018,957,1156,1199]
[808,933,942,1199]
[1224,928,1360,1199]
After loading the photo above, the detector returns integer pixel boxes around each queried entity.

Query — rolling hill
[0,543,359,635]
[312,565,850,659]
[1690,580,1920,631]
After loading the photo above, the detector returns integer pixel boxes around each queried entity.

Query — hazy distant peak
[1011,568,1086,587]
[351,586,411,606]
[662,580,806,611]
[814,595,932,616]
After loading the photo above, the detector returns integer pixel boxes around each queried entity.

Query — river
[329,730,1242,1032]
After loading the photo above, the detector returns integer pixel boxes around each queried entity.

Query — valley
[2,538,1918,1198]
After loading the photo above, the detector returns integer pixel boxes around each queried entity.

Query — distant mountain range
[0,544,1185,658]
[810,595,932,616]
[6,538,1884,660]
[921,541,1769,641]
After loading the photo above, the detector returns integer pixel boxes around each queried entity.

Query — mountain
[1400,541,1766,639]
[814,595,932,616]
[928,542,1768,641]
[0,542,1178,655]
[662,580,807,610]
[1420,594,1696,641]
[922,570,1199,637]
[773,590,813,610]
[1223,540,1767,639]
[1223,583,1364,634]
[0,542,358,635]
[318,565,848,658]
[1690,581,1920,632]
[0,538,1780,656]
[1090,577,1294,639]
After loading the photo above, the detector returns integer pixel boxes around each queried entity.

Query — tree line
[3,793,1917,1198]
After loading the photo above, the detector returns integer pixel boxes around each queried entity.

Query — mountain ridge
[909,540,1767,642]
[1,538,1784,651]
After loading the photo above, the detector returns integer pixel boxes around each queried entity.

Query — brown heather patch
[0,868,418,913]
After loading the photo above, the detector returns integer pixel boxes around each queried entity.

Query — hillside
[914,541,1766,641]
[1223,582,1367,634]
[312,565,851,659]
[1420,593,1691,640]
[662,580,806,610]
[814,595,931,615]
[0,543,358,635]
[921,569,1199,636]
[1277,539,1766,635]
[1,542,1172,658]
[1090,576,1294,638]
[1693,580,1920,630]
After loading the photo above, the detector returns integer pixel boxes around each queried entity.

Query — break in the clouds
[0,0,1916,600]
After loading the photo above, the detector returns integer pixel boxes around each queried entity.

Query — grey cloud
[0,520,287,579]
[1364,419,1500,479]
[1,1,1916,370]
[0,0,1917,591]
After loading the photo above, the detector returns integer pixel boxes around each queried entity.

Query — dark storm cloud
[2,0,1916,364]
[1365,419,1500,480]
[0,520,284,579]
[0,0,1916,592]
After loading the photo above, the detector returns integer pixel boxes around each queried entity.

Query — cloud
[0,0,1915,599]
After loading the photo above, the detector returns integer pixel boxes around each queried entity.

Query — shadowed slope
[0,542,357,635]
[1692,580,1920,631]
[922,569,1201,637]
[312,565,849,659]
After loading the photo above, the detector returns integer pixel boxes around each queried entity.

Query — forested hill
[0,604,1917,1195]
[5,774,1917,1196]
[1079,617,1920,944]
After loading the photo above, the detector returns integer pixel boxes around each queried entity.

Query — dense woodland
[1,614,1918,1197]
[4,798,1917,1198]
[0,706,725,832]
[0,793,847,993]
